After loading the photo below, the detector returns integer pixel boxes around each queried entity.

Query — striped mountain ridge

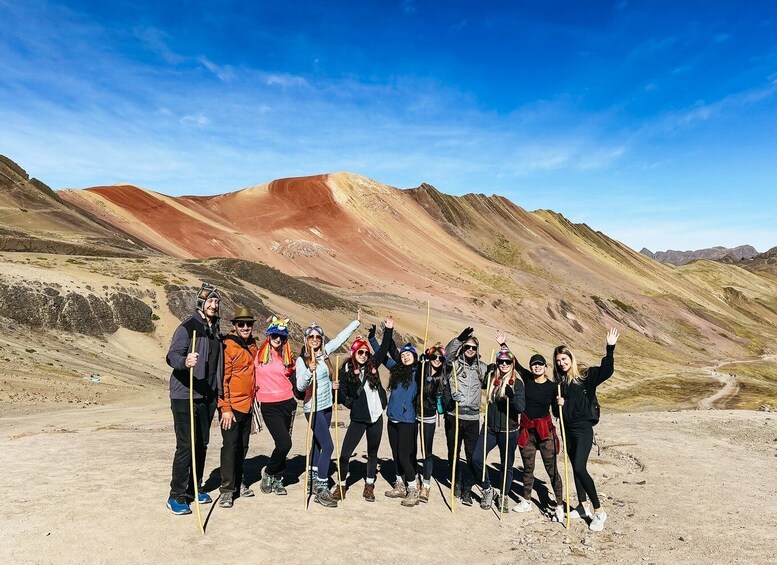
[56,171,777,370]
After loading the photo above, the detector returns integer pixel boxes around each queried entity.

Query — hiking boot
[453,479,462,498]
[314,487,338,508]
[166,498,192,515]
[272,476,287,495]
[461,489,473,506]
[480,487,494,510]
[240,483,255,498]
[496,494,510,514]
[401,488,420,507]
[197,492,212,505]
[261,473,274,494]
[419,485,430,503]
[385,482,407,499]
[219,492,233,508]
[589,511,607,532]
[332,484,348,501]
[363,483,376,502]
[512,499,532,513]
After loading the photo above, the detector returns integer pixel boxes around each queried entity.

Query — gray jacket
[444,337,487,421]
[167,311,224,401]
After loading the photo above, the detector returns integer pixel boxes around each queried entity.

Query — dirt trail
[2,398,776,564]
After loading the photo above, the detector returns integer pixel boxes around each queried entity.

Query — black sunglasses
[430,354,444,361]
[463,345,478,351]
[235,321,254,328]
[269,333,287,341]
[497,359,512,365]
[355,349,370,355]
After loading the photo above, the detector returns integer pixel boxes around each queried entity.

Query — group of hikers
[165,283,619,532]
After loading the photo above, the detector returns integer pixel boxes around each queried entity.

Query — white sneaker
[512,499,532,513]
[589,511,607,532]
[554,505,566,522]
[569,504,592,520]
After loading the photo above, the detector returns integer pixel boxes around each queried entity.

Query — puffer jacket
[444,336,487,421]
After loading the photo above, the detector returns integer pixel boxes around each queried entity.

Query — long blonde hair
[488,361,519,402]
[553,345,588,384]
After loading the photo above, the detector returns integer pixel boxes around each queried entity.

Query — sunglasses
[307,334,322,340]
[235,321,254,328]
[430,355,444,361]
[531,363,546,368]
[463,345,478,352]
[269,333,287,341]
[497,359,512,365]
[355,349,370,355]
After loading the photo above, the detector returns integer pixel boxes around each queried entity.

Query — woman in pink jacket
[254,316,296,495]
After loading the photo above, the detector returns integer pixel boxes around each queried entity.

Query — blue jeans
[305,408,333,482]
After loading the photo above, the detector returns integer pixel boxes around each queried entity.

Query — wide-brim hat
[231,307,256,323]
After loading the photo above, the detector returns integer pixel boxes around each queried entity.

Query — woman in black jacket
[334,329,391,502]
[414,343,449,503]
[555,327,619,532]
[470,347,526,512]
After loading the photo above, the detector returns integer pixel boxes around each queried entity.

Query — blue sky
[1,0,775,252]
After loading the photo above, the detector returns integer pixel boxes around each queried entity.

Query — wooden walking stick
[303,358,318,510]
[450,362,460,514]
[334,354,344,502]
[558,383,571,529]
[420,300,431,459]
[188,330,204,535]
[482,348,495,483]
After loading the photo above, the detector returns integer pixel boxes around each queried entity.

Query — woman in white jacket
[296,311,360,507]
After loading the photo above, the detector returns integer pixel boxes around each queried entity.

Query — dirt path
[1,399,776,564]
[698,371,739,409]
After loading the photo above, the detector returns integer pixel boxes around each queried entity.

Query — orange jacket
[219,334,258,414]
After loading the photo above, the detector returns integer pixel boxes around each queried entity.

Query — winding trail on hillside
[696,355,775,409]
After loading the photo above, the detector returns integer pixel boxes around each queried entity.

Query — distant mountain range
[640,245,759,266]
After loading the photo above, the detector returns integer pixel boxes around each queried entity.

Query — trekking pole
[303,359,318,510]
[334,354,344,502]
[500,379,511,522]
[482,348,495,483]
[420,300,430,459]
[450,362,460,514]
[557,383,571,529]
[188,330,205,535]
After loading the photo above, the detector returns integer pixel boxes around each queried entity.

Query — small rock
[678,535,688,542]
[636,480,647,485]
[582,536,593,547]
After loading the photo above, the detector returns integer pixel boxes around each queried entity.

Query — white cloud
[180,114,211,126]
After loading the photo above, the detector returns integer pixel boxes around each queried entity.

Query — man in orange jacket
[218,307,259,508]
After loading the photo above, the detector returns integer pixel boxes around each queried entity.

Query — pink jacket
[254,348,295,404]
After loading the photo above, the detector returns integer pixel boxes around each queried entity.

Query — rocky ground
[1,383,775,564]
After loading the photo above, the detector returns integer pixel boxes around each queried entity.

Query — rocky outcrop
[0,283,153,335]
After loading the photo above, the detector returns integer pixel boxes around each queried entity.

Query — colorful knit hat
[265,316,289,337]
[425,343,446,360]
[256,315,294,366]
[496,347,515,363]
[195,282,220,312]
[304,323,324,339]
[349,337,372,369]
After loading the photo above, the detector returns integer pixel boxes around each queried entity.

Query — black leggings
[445,416,479,488]
[411,421,436,481]
[260,398,296,476]
[387,421,417,484]
[566,423,600,508]
[339,415,384,481]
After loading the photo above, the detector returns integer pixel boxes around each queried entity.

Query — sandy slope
[2,391,775,565]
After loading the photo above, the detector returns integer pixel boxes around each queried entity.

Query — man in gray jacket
[445,327,488,506]
[165,283,224,515]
